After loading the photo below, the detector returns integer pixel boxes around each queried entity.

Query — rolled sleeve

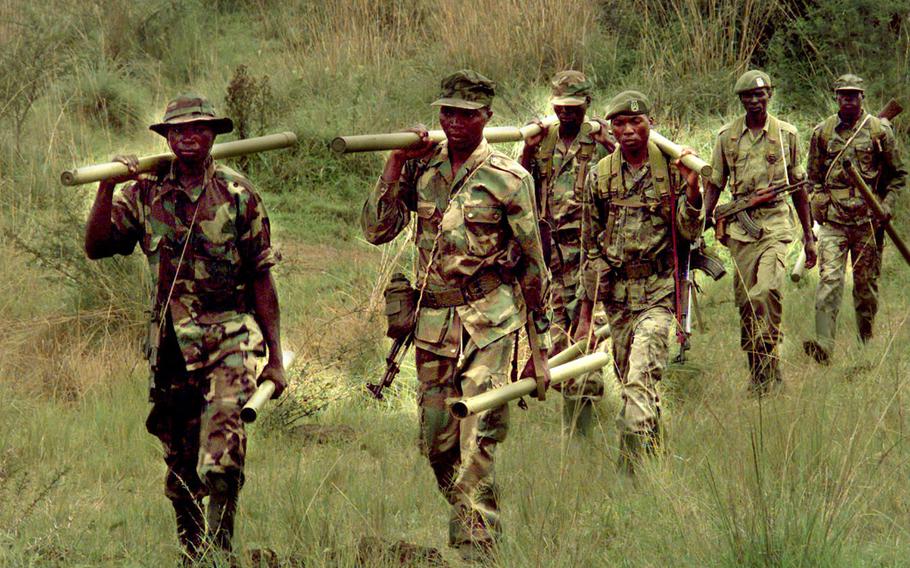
[709,136,728,189]
[238,188,277,274]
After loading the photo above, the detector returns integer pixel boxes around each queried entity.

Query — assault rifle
[366,332,414,400]
[714,179,810,239]
[673,240,727,363]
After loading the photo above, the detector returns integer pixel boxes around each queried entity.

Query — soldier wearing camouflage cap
[803,73,907,364]
[361,70,551,561]
[85,93,285,562]
[520,71,615,437]
[704,70,815,394]
[574,90,704,473]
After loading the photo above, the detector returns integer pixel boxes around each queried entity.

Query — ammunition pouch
[421,271,503,309]
[615,252,674,281]
[383,273,418,339]
[810,192,831,224]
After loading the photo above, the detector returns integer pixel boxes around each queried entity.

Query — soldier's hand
[520,351,551,399]
[590,118,616,152]
[876,203,893,227]
[390,124,437,162]
[803,237,818,270]
[258,361,287,399]
[106,154,141,185]
[674,148,701,202]
[522,117,548,149]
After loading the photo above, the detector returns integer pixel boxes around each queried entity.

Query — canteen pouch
[384,272,418,339]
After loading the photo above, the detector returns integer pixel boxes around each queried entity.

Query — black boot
[858,317,874,344]
[205,472,242,555]
[173,498,204,565]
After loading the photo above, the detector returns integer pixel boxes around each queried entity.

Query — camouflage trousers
[550,269,604,401]
[605,297,673,434]
[814,221,882,351]
[415,331,513,548]
[146,324,257,503]
[727,235,788,385]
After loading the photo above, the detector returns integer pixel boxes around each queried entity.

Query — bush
[71,65,146,133]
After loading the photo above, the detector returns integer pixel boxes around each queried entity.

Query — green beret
[734,70,772,94]
[604,90,650,120]
[550,70,593,106]
[833,74,865,92]
[431,69,495,110]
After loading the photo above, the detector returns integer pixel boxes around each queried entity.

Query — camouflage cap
[550,70,593,106]
[149,93,234,137]
[833,73,865,92]
[734,70,773,94]
[604,90,650,120]
[431,70,495,110]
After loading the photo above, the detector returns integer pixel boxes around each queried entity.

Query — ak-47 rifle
[366,332,414,400]
[673,240,727,363]
[714,179,810,239]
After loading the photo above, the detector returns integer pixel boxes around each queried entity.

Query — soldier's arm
[575,168,603,340]
[703,135,728,224]
[786,129,817,265]
[361,150,424,245]
[85,178,141,259]
[879,126,907,212]
[806,126,826,191]
[252,271,285,397]
[672,152,704,242]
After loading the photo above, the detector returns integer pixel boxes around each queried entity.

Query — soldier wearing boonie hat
[362,69,551,562]
[704,71,815,395]
[84,93,284,562]
[803,73,907,364]
[575,88,704,473]
[520,71,613,437]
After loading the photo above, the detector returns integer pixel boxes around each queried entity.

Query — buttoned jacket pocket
[463,204,504,257]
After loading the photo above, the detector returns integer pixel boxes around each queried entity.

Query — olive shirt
[361,139,552,358]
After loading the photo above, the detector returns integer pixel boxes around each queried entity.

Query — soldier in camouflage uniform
[361,70,551,560]
[574,91,703,473]
[84,94,285,562]
[804,74,907,363]
[520,70,614,436]
[704,70,816,393]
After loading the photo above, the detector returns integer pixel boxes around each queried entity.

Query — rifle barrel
[581,121,712,178]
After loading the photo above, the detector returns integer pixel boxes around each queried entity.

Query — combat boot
[172,498,204,565]
[617,426,661,475]
[205,472,241,557]
[857,317,874,344]
[562,398,595,437]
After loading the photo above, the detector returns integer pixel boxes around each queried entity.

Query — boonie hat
[149,93,233,137]
[604,90,650,120]
[550,70,593,106]
[734,70,773,94]
[833,74,865,93]
[431,70,496,110]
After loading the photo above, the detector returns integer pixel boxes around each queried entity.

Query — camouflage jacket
[361,139,551,358]
[710,114,804,243]
[109,157,277,371]
[807,111,907,225]
[581,142,703,310]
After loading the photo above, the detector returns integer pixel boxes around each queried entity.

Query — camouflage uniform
[106,95,277,555]
[361,71,550,551]
[709,71,804,388]
[806,74,907,355]
[581,92,703,465]
[522,71,606,424]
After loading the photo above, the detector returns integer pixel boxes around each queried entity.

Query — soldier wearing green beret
[84,94,285,562]
[803,74,907,364]
[704,70,815,394]
[520,70,615,436]
[361,70,552,560]
[574,90,703,472]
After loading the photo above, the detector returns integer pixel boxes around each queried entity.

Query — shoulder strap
[647,140,671,198]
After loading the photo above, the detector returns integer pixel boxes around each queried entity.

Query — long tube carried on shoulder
[546,323,611,367]
[241,350,296,424]
[581,121,712,178]
[331,115,559,154]
[450,351,611,419]
[60,131,299,186]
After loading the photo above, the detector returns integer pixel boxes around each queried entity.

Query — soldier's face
[439,106,492,152]
[554,103,587,126]
[167,123,216,163]
[739,88,770,115]
[610,114,650,154]
[836,91,864,116]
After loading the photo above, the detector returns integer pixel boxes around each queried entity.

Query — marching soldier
[803,74,907,364]
[361,70,551,561]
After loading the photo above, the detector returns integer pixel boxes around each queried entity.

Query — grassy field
[1,1,909,566]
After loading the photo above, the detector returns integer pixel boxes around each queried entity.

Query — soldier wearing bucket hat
[362,69,551,561]
[803,73,907,364]
[84,93,285,562]
[704,70,815,395]
[520,71,614,436]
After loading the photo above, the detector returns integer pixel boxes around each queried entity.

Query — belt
[614,253,674,281]
[421,271,503,309]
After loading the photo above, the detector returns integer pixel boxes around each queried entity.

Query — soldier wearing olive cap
[704,70,815,394]
[361,70,551,560]
[803,74,907,364]
[574,91,703,472]
[520,71,615,436]
[84,94,285,561]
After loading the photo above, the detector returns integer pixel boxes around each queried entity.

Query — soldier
[803,74,907,364]
[84,94,285,562]
[361,70,551,561]
[520,70,614,436]
[704,70,816,393]
[574,91,703,473]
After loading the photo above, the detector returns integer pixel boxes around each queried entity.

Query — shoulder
[213,164,261,205]
[486,151,531,182]
[717,119,736,136]
[773,116,799,136]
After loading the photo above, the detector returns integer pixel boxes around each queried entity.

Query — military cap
[149,93,233,137]
[604,90,650,120]
[833,74,865,92]
[550,70,593,106]
[734,70,773,94]
[431,70,495,110]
